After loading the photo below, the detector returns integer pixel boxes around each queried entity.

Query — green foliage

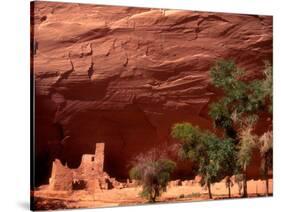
[129,167,141,181]
[209,60,273,134]
[170,123,201,143]
[171,123,202,160]
[210,60,244,91]
[129,150,176,202]
[170,59,272,198]
[261,62,273,114]
[209,100,232,129]
[171,123,236,192]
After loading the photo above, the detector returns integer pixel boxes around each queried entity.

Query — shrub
[129,149,176,202]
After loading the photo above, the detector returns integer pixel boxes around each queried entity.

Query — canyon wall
[31,1,272,186]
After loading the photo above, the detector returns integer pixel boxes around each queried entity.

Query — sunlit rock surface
[31,1,272,186]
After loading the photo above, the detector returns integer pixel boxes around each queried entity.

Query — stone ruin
[49,143,118,192]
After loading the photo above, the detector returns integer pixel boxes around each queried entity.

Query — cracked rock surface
[31,1,272,186]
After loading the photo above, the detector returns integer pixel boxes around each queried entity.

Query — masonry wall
[94,143,105,174]
[49,159,73,191]
[49,143,108,191]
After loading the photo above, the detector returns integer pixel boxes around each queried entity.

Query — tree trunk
[265,177,269,196]
[150,188,156,203]
[207,182,213,199]
[228,184,231,198]
[238,182,242,196]
[265,161,269,196]
[151,195,156,203]
[242,164,248,197]
[149,194,153,203]
[226,177,231,198]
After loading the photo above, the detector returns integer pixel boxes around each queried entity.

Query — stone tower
[93,143,104,174]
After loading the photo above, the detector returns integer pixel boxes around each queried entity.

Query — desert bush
[129,149,176,202]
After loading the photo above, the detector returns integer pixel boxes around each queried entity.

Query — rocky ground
[32,179,273,210]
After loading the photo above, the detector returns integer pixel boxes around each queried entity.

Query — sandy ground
[32,179,273,210]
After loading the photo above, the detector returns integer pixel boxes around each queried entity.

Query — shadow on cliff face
[34,98,164,186]
[59,104,161,179]
[34,93,205,186]
[34,95,64,187]
[34,94,266,187]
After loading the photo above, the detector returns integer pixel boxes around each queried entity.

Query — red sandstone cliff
[31,1,272,186]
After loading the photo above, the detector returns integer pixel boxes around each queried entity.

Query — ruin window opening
[72,180,87,190]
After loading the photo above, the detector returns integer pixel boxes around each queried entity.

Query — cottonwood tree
[129,149,176,202]
[257,63,273,195]
[237,124,257,197]
[171,123,236,199]
[258,131,273,196]
[234,174,243,195]
[208,60,273,197]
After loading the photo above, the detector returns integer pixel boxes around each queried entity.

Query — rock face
[31,1,272,186]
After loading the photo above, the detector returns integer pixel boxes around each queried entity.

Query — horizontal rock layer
[31,1,273,186]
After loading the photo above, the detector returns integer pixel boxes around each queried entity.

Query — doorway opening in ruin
[105,178,114,189]
[72,180,86,190]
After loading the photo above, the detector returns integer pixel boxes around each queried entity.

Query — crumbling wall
[79,154,95,176]
[49,159,73,191]
[48,143,113,192]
